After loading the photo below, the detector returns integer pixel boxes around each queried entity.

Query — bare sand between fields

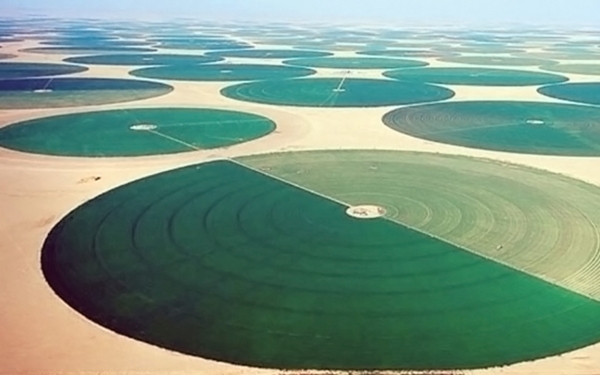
[1,38,600,375]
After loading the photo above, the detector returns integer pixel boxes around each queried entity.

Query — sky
[2,0,600,27]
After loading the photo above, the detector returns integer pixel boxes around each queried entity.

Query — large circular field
[438,55,553,66]
[205,49,332,59]
[64,53,224,66]
[283,56,428,69]
[41,150,600,370]
[221,77,454,107]
[538,82,600,106]
[130,64,315,82]
[541,63,600,76]
[0,77,172,109]
[357,49,453,58]
[0,62,88,78]
[0,108,275,156]
[383,67,568,86]
[21,46,157,54]
[383,100,600,156]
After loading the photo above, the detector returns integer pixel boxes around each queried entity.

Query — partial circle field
[383,100,600,155]
[0,107,275,156]
[221,77,454,107]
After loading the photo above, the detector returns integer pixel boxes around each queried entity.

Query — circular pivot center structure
[130,124,158,131]
[346,205,387,219]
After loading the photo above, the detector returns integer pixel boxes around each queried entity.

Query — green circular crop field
[283,57,428,70]
[383,100,600,155]
[515,51,600,61]
[357,49,453,58]
[541,63,600,76]
[0,108,275,156]
[42,150,600,370]
[0,62,88,78]
[538,82,600,106]
[205,49,332,59]
[438,55,554,66]
[383,67,568,86]
[64,53,224,66]
[21,46,157,54]
[0,77,172,109]
[221,77,454,107]
[130,63,315,82]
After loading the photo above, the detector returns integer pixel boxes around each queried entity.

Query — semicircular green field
[438,55,554,66]
[221,77,454,107]
[283,57,428,70]
[41,151,600,371]
[130,63,315,82]
[154,39,253,50]
[383,100,600,156]
[383,67,568,86]
[357,49,454,58]
[21,46,158,55]
[63,53,224,66]
[0,107,274,156]
[514,51,600,61]
[538,83,600,106]
[205,49,332,59]
[540,63,600,76]
[0,62,88,78]
[0,77,172,109]
[40,39,151,48]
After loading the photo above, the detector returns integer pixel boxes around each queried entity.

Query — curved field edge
[237,150,600,300]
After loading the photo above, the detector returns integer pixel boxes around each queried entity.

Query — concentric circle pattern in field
[0,77,172,109]
[438,55,553,66]
[153,39,253,50]
[538,82,600,106]
[130,63,315,82]
[541,63,600,76]
[42,151,600,370]
[0,62,88,78]
[383,67,568,86]
[356,49,454,58]
[205,49,332,59]
[0,108,274,156]
[383,100,600,155]
[221,77,454,107]
[21,46,158,54]
[63,53,224,66]
[283,56,428,70]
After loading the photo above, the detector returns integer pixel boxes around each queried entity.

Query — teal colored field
[64,53,224,66]
[221,77,454,107]
[130,63,315,82]
[0,62,87,78]
[383,100,600,156]
[205,49,333,59]
[357,49,453,58]
[0,77,172,109]
[438,55,553,66]
[541,63,600,76]
[515,51,600,61]
[41,155,600,370]
[0,108,275,156]
[21,46,157,54]
[383,67,567,86]
[283,56,428,70]
[538,82,600,106]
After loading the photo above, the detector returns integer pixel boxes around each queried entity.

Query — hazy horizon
[2,0,600,27]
